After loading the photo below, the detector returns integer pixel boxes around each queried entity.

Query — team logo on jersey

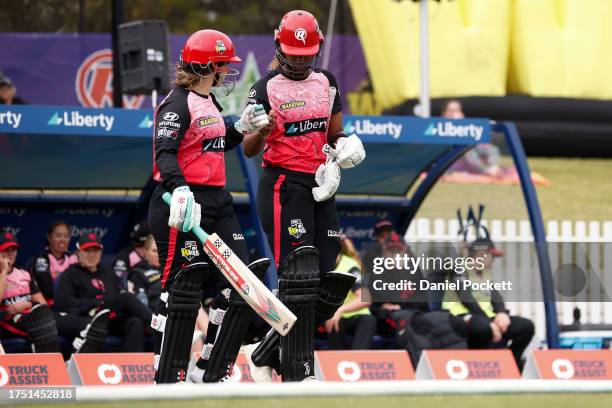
[75,49,144,108]
[91,278,105,292]
[294,28,307,45]
[181,241,200,261]
[280,100,306,110]
[288,219,306,239]
[215,40,227,54]
[284,117,327,136]
[197,116,221,127]
[35,257,49,273]
[247,89,257,104]
[202,136,225,152]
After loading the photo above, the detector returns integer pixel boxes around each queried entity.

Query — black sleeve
[128,268,147,292]
[29,255,53,300]
[319,69,343,114]
[55,269,99,315]
[246,75,272,113]
[101,268,123,297]
[453,274,488,317]
[491,290,507,314]
[154,88,191,192]
[224,116,244,151]
[28,270,41,295]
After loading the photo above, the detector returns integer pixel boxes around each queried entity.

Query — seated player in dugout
[1,233,110,355]
[27,220,77,306]
[241,10,366,382]
[365,233,430,339]
[112,220,152,290]
[55,233,152,353]
[324,235,376,350]
[442,237,535,368]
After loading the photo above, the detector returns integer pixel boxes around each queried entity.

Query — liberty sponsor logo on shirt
[202,136,225,152]
[344,119,402,139]
[0,110,22,129]
[47,111,115,131]
[197,116,221,128]
[280,100,306,110]
[288,219,306,239]
[181,241,200,261]
[284,117,327,136]
[2,294,32,306]
[424,121,484,141]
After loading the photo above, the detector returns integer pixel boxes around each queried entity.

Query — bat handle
[161,192,209,242]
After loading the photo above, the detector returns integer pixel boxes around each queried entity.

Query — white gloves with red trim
[312,134,366,201]
[312,145,341,202]
[234,104,269,134]
[168,186,201,232]
[331,134,366,169]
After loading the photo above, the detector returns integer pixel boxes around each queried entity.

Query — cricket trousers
[256,166,341,275]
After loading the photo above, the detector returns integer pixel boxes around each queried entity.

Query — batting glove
[168,186,201,232]
[234,104,269,134]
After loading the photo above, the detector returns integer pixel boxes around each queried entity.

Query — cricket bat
[162,192,296,336]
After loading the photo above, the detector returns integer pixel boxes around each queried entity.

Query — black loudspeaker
[118,20,171,94]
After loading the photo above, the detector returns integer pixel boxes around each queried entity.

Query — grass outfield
[17,394,612,408]
[413,157,612,222]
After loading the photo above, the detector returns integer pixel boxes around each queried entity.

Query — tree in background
[0,0,356,34]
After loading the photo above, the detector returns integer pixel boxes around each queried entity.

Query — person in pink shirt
[28,220,77,305]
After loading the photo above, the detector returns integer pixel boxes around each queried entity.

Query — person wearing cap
[0,75,26,105]
[361,219,395,275]
[27,220,77,305]
[442,237,534,367]
[55,233,152,352]
[365,232,430,340]
[0,232,56,349]
[1,232,109,354]
[112,220,151,290]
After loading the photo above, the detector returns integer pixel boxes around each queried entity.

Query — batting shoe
[187,366,205,384]
[243,342,273,383]
[73,309,110,353]
[188,366,234,383]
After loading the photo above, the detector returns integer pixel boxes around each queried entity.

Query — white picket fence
[404,218,612,340]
